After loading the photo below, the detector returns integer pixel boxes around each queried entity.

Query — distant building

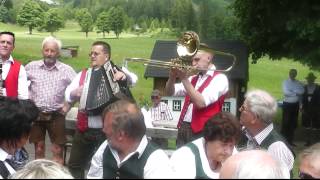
[143,40,249,121]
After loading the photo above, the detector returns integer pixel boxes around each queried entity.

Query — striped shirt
[248,124,294,170]
[150,102,173,121]
[26,60,76,112]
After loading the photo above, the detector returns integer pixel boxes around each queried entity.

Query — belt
[40,111,59,116]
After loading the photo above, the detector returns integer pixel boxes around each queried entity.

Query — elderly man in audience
[299,143,320,179]
[219,149,290,179]
[87,100,173,179]
[26,36,76,164]
[170,112,240,178]
[239,89,294,175]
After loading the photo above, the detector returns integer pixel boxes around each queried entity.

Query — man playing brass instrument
[65,41,137,178]
[165,41,229,148]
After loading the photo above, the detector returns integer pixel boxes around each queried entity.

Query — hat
[306,72,317,80]
[151,89,161,96]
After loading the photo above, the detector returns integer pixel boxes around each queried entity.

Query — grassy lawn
[2,21,319,178]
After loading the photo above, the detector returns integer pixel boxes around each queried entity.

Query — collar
[40,60,61,70]
[109,135,149,160]
[0,148,12,161]
[254,124,274,145]
[2,55,14,64]
[202,64,216,77]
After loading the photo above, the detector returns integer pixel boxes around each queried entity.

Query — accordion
[79,61,134,115]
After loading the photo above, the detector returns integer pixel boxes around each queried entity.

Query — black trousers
[281,102,300,144]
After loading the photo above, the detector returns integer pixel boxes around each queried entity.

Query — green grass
[2,21,318,178]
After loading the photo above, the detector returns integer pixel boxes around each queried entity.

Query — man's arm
[18,65,29,99]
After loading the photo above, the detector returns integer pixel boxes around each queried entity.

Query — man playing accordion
[65,41,137,179]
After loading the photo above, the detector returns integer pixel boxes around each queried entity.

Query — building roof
[144,40,249,80]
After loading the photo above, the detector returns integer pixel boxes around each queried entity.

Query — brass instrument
[125,31,236,72]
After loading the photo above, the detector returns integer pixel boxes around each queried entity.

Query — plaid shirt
[26,60,76,112]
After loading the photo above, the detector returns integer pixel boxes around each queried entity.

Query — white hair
[245,89,277,124]
[233,156,290,179]
[9,159,73,179]
[42,36,62,51]
[299,143,320,173]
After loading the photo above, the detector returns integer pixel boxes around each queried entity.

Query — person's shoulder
[57,61,75,71]
[24,60,42,69]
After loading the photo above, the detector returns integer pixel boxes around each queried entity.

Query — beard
[44,57,57,65]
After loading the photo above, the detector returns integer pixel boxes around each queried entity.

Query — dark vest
[103,142,158,179]
[260,129,295,157]
[185,142,210,179]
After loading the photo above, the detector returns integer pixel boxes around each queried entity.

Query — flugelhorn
[124,31,236,72]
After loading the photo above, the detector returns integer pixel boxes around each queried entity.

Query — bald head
[219,150,290,179]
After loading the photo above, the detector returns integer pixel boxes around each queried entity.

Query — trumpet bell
[177,31,200,59]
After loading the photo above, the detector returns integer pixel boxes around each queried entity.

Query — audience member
[219,150,290,179]
[239,89,294,173]
[0,97,39,178]
[65,41,137,178]
[9,159,73,179]
[170,112,240,178]
[25,36,77,164]
[165,32,228,147]
[301,72,320,146]
[87,100,173,179]
[148,89,173,148]
[0,31,28,99]
[298,143,320,179]
[281,68,304,146]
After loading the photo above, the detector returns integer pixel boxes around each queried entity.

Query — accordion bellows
[79,61,134,115]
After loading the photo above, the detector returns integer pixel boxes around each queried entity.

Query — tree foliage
[233,0,320,68]
[0,5,9,22]
[75,8,93,37]
[107,7,125,38]
[17,0,44,35]
[41,8,64,35]
[96,11,110,38]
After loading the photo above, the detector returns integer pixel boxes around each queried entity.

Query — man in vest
[165,40,229,148]
[25,36,77,165]
[0,31,28,99]
[87,99,173,179]
[239,89,294,174]
[65,41,137,178]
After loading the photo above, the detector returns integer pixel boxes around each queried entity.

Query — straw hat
[306,72,317,80]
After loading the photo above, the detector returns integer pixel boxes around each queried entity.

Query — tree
[233,0,320,67]
[40,8,64,35]
[75,8,93,38]
[17,0,44,35]
[108,7,125,38]
[96,11,110,38]
[0,6,9,23]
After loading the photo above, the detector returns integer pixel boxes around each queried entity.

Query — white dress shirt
[282,78,304,103]
[0,148,15,179]
[174,66,229,123]
[87,136,173,179]
[1,56,28,99]
[250,124,294,170]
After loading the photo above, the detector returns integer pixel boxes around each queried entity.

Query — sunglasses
[299,171,315,179]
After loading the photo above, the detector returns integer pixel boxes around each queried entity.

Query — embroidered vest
[177,72,226,133]
[186,142,210,179]
[5,60,21,98]
[76,69,88,133]
[102,142,158,179]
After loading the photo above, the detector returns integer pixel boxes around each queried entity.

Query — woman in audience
[170,112,241,178]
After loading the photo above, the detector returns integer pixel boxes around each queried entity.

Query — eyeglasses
[299,171,315,179]
[151,96,159,100]
[88,52,101,57]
